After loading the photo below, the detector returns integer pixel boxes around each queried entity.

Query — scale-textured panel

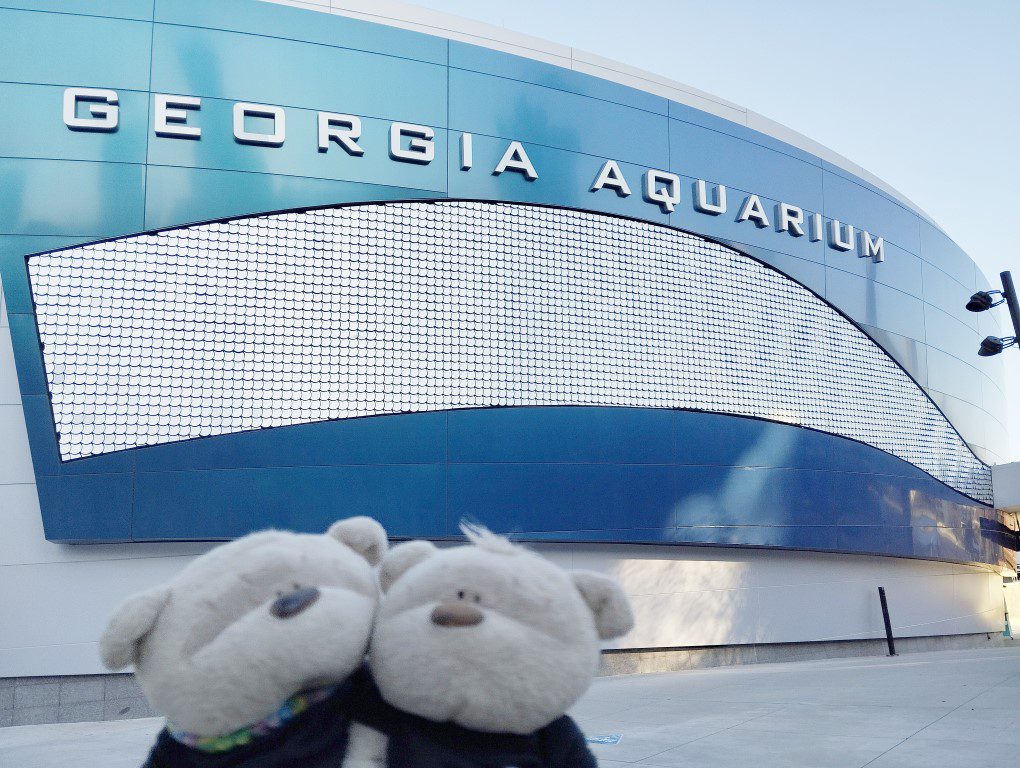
[26,201,993,502]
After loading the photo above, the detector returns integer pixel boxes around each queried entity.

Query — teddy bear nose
[431,602,484,627]
[270,586,320,619]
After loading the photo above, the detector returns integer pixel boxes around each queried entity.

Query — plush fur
[100,517,388,737]
[367,524,634,736]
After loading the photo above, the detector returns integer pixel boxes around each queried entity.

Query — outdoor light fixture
[966,290,1003,312]
[967,271,1020,356]
[978,336,1016,357]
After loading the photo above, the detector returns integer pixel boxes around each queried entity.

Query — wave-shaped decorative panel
[26,201,992,502]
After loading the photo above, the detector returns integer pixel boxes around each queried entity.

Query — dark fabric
[141,683,355,768]
[351,669,597,768]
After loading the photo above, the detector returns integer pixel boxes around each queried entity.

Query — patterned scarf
[166,686,337,754]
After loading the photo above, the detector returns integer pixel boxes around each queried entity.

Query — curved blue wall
[0,0,1012,565]
[30,406,1007,566]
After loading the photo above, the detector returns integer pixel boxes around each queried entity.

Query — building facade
[0,0,1016,724]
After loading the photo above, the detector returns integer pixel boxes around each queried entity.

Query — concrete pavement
[3,646,1018,767]
[578,646,1020,767]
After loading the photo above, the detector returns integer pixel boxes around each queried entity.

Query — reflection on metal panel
[27,201,992,502]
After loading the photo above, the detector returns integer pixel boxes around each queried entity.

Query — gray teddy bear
[345,523,635,768]
[100,517,387,766]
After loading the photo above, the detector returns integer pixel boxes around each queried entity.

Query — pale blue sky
[409,0,1020,461]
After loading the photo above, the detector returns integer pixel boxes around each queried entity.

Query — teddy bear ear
[571,571,635,641]
[99,585,170,670]
[327,516,389,566]
[378,540,438,592]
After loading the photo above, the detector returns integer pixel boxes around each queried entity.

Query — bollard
[878,586,896,656]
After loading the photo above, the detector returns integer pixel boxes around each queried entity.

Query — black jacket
[351,669,597,768]
[140,669,597,768]
[142,683,354,768]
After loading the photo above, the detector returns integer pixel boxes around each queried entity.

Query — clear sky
[407,0,1020,461]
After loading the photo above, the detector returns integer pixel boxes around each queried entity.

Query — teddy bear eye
[473,594,482,604]
[292,583,301,591]
[457,590,465,600]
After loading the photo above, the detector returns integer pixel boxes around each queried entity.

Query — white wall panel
[0,405,34,486]
[0,536,1006,677]
[535,544,1005,651]
[753,581,882,644]
[993,461,1020,511]
[0,337,19,407]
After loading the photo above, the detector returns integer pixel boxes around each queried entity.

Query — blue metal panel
[822,166,921,253]
[926,348,983,406]
[980,372,1006,415]
[920,221,978,290]
[37,472,134,541]
[154,0,447,65]
[0,158,145,237]
[21,404,1003,566]
[0,83,149,164]
[0,0,1006,565]
[0,7,152,89]
[833,473,915,527]
[448,407,675,465]
[143,165,438,230]
[978,423,1004,466]
[667,101,823,168]
[448,462,678,536]
[823,433,921,478]
[449,68,669,169]
[826,239,923,299]
[924,304,982,366]
[669,119,824,211]
[835,526,934,559]
[133,469,257,539]
[672,411,831,470]
[149,24,448,125]
[977,304,1007,340]
[4,0,153,21]
[449,42,666,115]
[921,260,979,331]
[670,465,837,527]
[19,394,62,478]
[134,464,447,540]
[823,267,926,342]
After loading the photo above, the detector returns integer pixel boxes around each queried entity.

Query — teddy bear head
[99,517,387,737]
[369,524,634,735]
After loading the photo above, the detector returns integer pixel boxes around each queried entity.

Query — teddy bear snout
[270,586,321,619]
[430,602,484,628]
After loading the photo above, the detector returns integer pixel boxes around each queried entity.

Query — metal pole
[1001,271,1020,344]
[878,586,896,656]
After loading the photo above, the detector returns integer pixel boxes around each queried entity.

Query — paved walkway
[2,646,1018,767]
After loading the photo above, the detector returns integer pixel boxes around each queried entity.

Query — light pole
[966,271,1019,357]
